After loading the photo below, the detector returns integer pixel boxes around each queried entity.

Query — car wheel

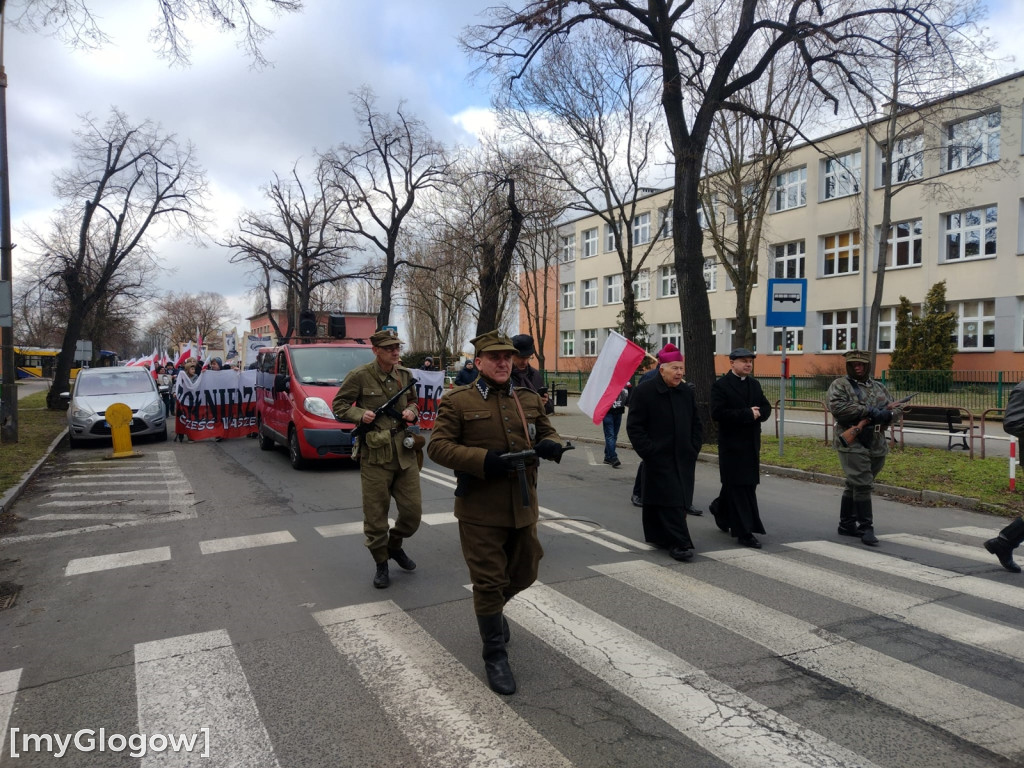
[257,419,275,451]
[288,428,307,470]
[155,427,168,442]
[68,433,80,449]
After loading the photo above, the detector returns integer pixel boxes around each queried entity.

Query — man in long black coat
[709,348,772,548]
[626,354,703,561]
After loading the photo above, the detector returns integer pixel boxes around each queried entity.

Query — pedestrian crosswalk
[3,530,1022,767]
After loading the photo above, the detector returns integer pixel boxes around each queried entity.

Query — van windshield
[290,346,375,386]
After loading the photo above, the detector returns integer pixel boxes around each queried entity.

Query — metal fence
[543,369,1024,415]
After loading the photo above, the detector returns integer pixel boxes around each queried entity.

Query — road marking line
[786,540,1024,610]
[315,519,393,538]
[66,547,172,576]
[505,582,881,768]
[135,630,279,767]
[0,510,199,546]
[540,506,654,551]
[875,532,999,563]
[941,526,1000,539]
[314,602,573,768]
[46,490,185,497]
[593,559,1024,761]
[38,512,145,520]
[0,669,21,758]
[50,480,191,488]
[199,531,295,555]
[540,521,629,551]
[39,500,179,508]
[419,512,454,525]
[703,548,1024,662]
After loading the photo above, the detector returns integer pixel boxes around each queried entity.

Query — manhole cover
[0,583,21,611]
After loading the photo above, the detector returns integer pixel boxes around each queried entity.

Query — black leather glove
[484,450,514,479]
[869,407,892,425]
[535,439,564,463]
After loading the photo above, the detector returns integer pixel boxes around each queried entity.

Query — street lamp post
[0,1,18,443]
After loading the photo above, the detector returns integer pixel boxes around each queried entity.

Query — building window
[659,322,681,349]
[774,167,807,211]
[944,205,997,262]
[632,213,650,245]
[729,318,757,352]
[604,223,618,252]
[560,282,575,311]
[658,207,673,238]
[704,258,717,291]
[659,265,677,298]
[582,329,598,356]
[774,241,806,278]
[772,328,803,353]
[877,307,898,351]
[823,150,861,200]
[605,273,623,305]
[560,331,575,357]
[581,278,598,308]
[823,231,860,276]
[821,310,858,352]
[632,269,650,301]
[559,234,576,263]
[881,134,923,184]
[953,299,995,350]
[884,219,923,268]
[946,111,1000,171]
[582,228,598,258]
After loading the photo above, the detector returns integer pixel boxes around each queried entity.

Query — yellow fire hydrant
[105,402,142,460]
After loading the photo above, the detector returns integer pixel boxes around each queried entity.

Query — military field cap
[370,329,402,348]
[472,330,518,355]
[511,333,536,356]
[844,349,870,363]
[729,347,756,360]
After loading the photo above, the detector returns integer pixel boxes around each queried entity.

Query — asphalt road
[1,427,1022,767]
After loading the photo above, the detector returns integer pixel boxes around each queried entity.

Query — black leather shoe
[631,495,642,508]
[837,526,860,537]
[669,547,694,561]
[688,506,704,516]
[389,549,416,571]
[984,537,1022,573]
[738,535,762,549]
[859,527,879,546]
[373,562,390,589]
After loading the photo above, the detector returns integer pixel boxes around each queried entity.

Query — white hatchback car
[63,367,168,448]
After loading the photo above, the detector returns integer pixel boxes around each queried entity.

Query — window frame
[582,328,599,357]
[945,110,1001,172]
[774,166,807,212]
[581,228,598,259]
[822,231,861,277]
[943,205,997,263]
[820,310,859,352]
[659,264,677,298]
[581,278,598,308]
[604,273,623,305]
[560,282,575,311]
[560,331,575,357]
[952,299,996,350]
[773,240,806,279]
[559,233,576,263]
[880,134,923,185]
[632,213,651,245]
[822,150,861,200]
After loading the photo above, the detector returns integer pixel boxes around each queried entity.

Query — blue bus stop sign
[765,278,807,327]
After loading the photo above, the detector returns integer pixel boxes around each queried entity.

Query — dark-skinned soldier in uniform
[333,329,423,589]
[826,349,905,545]
[427,331,568,695]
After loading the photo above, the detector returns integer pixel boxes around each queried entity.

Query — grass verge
[0,392,67,496]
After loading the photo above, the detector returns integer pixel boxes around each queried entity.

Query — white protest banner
[244,335,273,367]
[174,369,258,440]
[411,369,445,429]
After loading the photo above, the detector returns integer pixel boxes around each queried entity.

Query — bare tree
[24,108,208,407]
[464,0,946,430]
[147,290,236,351]
[323,87,453,329]
[223,159,357,342]
[496,23,665,345]
[9,0,303,66]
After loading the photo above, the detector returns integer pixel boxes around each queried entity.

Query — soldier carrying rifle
[826,349,907,545]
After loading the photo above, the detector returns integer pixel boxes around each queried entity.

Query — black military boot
[373,561,390,589]
[477,613,516,695]
[389,548,417,571]
[837,493,858,537]
[854,498,878,545]
[984,516,1024,573]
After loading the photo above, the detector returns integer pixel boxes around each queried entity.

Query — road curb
[563,432,986,513]
[0,429,67,515]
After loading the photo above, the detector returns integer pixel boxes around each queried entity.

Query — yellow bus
[13,347,87,380]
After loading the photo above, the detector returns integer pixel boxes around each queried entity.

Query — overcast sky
[6,0,1023,339]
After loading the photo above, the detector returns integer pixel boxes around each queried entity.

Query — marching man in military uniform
[333,329,423,589]
[826,349,905,545]
[427,330,567,695]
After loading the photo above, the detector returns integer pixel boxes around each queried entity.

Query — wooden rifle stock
[837,392,917,448]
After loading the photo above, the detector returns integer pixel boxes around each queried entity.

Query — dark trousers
[602,410,622,461]
[458,521,543,616]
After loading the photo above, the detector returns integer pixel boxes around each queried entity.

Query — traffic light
[328,314,347,339]
[298,310,317,337]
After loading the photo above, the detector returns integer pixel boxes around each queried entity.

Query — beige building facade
[541,70,1024,377]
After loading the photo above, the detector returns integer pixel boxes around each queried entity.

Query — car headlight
[142,399,163,417]
[303,397,334,419]
[71,404,95,419]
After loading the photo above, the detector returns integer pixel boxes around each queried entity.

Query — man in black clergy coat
[626,353,703,561]
[709,348,772,548]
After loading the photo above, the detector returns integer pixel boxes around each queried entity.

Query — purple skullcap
[657,343,683,364]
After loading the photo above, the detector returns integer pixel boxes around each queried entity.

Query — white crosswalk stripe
[876,532,999,562]
[942,526,1000,539]
[592,559,1024,761]
[314,601,574,768]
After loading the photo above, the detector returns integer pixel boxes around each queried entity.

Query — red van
[255,327,375,469]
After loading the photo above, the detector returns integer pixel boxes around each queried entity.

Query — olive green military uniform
[333,348,421,565]
[427,345,561,617]
[826,349,904,540]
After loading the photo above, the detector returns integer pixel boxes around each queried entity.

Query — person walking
[709,348,772,548]
[510,334,553,414]
[626,349,703,561]
[985,381,1024,572]
[332,329,422,589]
[602,384,629,468]
[427,330,567,695]
[826,349,905,545]
[454,359,477,386]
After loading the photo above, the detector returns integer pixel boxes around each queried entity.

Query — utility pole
[0,1,18,443]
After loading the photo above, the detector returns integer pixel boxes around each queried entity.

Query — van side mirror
[273,373,289,394]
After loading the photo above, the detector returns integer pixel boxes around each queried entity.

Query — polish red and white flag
[174,342,194,368]
[577,331,646,424]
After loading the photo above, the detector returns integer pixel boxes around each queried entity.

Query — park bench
[897,405,975,453]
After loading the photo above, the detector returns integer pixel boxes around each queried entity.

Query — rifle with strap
[838,392,917,448]
[349,379,417,442]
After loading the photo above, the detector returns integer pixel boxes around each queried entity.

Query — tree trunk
[47,308,88,409]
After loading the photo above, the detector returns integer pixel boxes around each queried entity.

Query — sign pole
[779,329,786,455]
